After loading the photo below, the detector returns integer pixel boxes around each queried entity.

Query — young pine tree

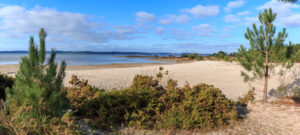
[236,8,294,103]
[5,28,67,116]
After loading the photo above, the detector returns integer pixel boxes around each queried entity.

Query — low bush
[180,53,188,58]
[294,87,300,97]
[66,75,103,111]
[274,84,300,98]
[224,56,231,62]
[197,55,204,61]
[238,88,255,105]
[66,68,238,131]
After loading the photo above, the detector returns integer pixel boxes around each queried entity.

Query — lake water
[0,52,178,65]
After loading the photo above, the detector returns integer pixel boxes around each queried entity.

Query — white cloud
[221,33,231,37]
[244,17,259,26]
[193,24,216,32]
[193,24,216,36]
[159,19,172,25]
[0,5,110,42]
[258,0,298,17]
[183,5,219,18]
[175,15,191,24]
[135,11,156,23]
[115,26,138,35]
[162,28,194,40]
[159,14,190,25]
[223,14,241,23]
[224,0,246,12]
[258,0,300,27]
[281,15,300,27]
[223,25,236,32]
[237,10,250,16]
[156,27,164,35]
[0,5,149,50]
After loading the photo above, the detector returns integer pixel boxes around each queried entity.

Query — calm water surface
[0,53,177,65]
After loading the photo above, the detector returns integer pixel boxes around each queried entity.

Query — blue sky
[0,0,300,53]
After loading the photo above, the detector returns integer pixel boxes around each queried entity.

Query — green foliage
[188,53,197,60]
[224,56,231,62]
[209,51,235,62]
[211,51,227,59]
[185,52,204,61]
[275,85,300,98]
[66,75,103,111]
[180,53,188,58]
[66,68,237,131]
[238,88,255,105]
[293,87,300,97]
[290,44,300,62]
[0,28,76,134]
[0,124,14,135]
[0,74,14,101]
[197,55,204,61]
[236,8,294,102]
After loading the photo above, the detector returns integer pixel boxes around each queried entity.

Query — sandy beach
[2,60,300,134]
[1,60,297,101]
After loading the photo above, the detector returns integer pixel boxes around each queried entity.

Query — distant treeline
[180,43,300,62]
[180,51,235,62]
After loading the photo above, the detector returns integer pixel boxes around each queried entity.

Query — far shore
[115,55,191,61]
[0,61,187,74]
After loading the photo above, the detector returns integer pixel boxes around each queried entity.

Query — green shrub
[66,75,103,111]
[66,68,238,131]
[238,88,255,105]
[274,84,300,98]
[0,28,77,134]
[197,55,204,61]
[0,74,14,101]
[294,87,300,97]
[224,56,231,62]
[180,53,188,58]
[188,54,195,60]
[0,124,14,135]
[157,83,236,130]
[188,53,201,60]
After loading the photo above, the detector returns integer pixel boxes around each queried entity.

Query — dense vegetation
[180,52,204,61]
[66,68,238,131]
[180,51,233,62]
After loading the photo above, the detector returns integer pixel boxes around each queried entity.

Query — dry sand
[1,60,298,101]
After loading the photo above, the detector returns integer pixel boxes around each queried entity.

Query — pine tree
[6,28,67,115]
[236,8,294,103]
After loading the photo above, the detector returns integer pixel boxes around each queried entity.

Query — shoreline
[0,61,190,74]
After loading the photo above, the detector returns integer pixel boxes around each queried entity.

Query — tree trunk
[263,69,268,103]
[263,51,269,103]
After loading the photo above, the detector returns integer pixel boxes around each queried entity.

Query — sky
[0,0,300,53]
